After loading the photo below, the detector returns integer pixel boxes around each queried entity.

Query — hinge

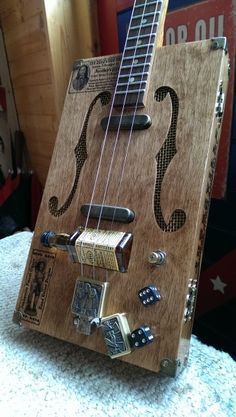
[215,81,225,120]
[184,279,197,322]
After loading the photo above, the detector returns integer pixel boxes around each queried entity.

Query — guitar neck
[114,0,169,108]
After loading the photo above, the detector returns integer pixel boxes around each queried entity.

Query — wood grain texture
[15,39,228,374]
[0,28,19,137]
[43,0,101,120]
[0,0,99,185]
[156,0,168,48]
[0,0,57,185]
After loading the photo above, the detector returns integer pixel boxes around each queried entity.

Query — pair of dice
[130,285,161,348]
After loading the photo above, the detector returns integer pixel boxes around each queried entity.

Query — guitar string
[96,0,162,234]
[91,0,152,281]
[94,0,163,280]
[80,0,162,280]
[110,0,164,224]
[79,0,140,278]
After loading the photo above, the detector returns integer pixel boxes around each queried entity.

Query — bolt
[162,359,169,368]
[148,250,166,266]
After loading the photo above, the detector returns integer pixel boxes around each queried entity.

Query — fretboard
[114,0,166,108]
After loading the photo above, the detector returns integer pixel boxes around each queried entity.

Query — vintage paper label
[75,228,125,271]
[19,249,56,325]
[69,56,120,94]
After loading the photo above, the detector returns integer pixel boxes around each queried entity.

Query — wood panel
[14,40,229,374]
[43,0,100,119]
[0,28,19,151]
[0,0,57,185]
[0,0,99,186]
[14,84,55,116]
[4,15,47,62]
[0,0,42,31]
[43,0,79,120]
[74,0,101,58]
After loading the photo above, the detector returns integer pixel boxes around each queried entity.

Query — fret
[133,12,157,19]
[117,81,147,88]
[114,0,166,108]
[128,34,155,41]
[134,6,157,17]
[135,0,162,6]
[121,63,151,70]
[121,63,150,68]
[123,53,152,60]
[116,89,146,95]
[135,0,158,8]
[130,22,158,30]
[125,43,154,51]
[127,27,159,34]
[121,61,151,71]
[119,72,149,78]
[131,16,160,30]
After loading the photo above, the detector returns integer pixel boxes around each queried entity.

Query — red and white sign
[196,249,236,317]
[97,0,236,197]
[165,0,236,198]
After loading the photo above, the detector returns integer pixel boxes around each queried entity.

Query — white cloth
[0,232,235,417]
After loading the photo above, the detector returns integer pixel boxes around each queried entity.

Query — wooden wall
[0,0,99,186]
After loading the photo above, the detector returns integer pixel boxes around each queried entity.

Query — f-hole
[154,86,186,232]
[48,91,111,217]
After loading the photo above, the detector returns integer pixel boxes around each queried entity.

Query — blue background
[168,0,199,9]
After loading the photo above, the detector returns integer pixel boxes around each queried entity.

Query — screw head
[162,359,169,368]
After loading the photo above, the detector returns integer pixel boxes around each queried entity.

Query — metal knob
[40,231,70,251]
[148,250,166,266]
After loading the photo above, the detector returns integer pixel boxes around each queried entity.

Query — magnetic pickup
[81,204,135,224]
[101,114,152,131]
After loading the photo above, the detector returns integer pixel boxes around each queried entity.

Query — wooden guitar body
[14,39,228,376]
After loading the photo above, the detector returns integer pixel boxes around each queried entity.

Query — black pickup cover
[81,204,135,223]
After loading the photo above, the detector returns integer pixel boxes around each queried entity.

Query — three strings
[81,0,163,279]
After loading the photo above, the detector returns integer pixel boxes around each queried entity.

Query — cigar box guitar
[14,0,229,376]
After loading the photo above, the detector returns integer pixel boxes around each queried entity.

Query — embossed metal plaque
[71,277,109,335]
[101,314,132,358]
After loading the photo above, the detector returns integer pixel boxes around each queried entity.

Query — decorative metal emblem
[101,314,132,358]
[71,277,108,335]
